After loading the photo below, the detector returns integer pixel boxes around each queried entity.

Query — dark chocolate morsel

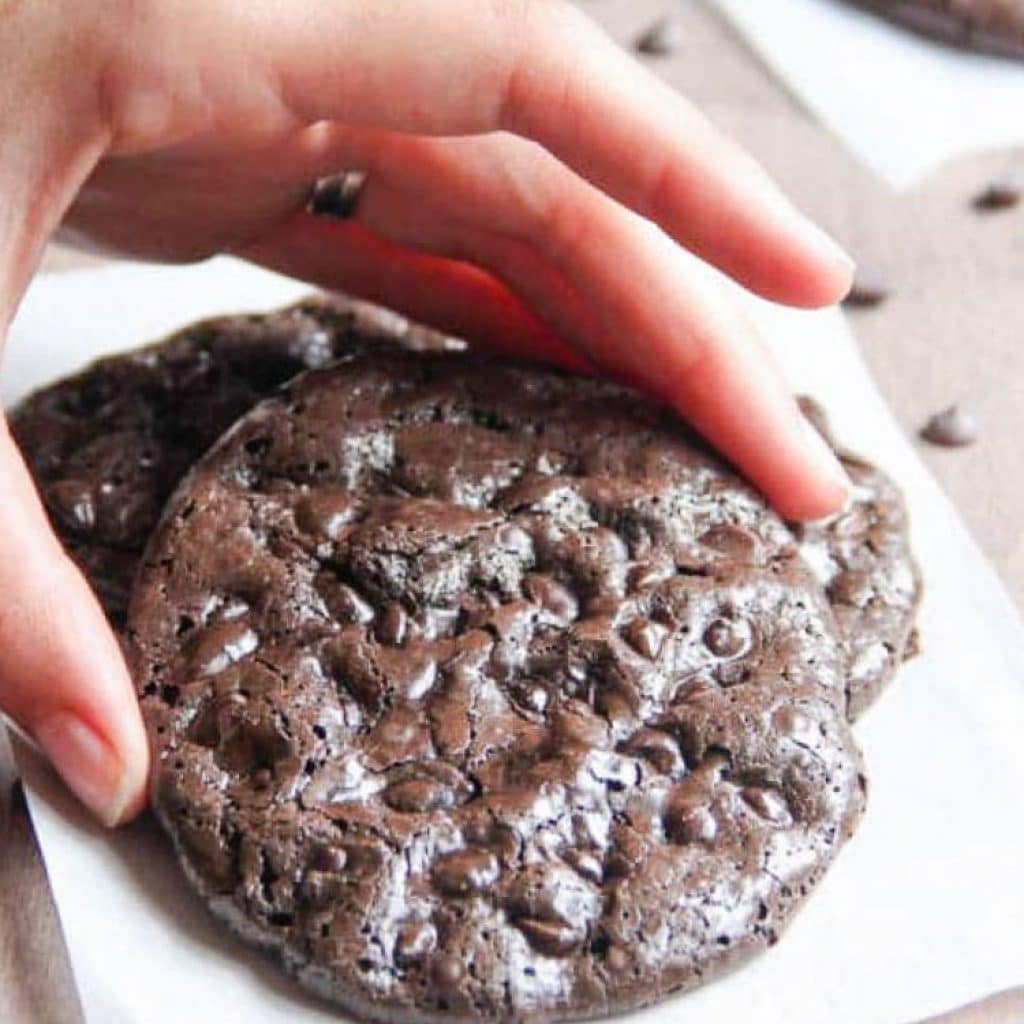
[920,405,979,447]
[843,268,891,308]
[973,178,1021,211]
[636,15,684,55]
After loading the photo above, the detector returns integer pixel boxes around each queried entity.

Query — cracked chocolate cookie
[797,398,921,720]
[845,0,1024,59]
[9,295,454,626]
[129,352,866,1023]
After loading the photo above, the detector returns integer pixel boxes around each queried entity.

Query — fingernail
[759,174,855,280]
[800,415,852,506]
[307,170,367,220]
[798,217,856,279]
[34,712,130,827]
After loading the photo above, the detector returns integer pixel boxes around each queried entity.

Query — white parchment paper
[711,0,1024,188]
[4,257,1024,1024]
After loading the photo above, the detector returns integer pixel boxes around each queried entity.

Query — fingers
[0,420,148,826]
[297,130,849,518]
[222,0,852,305]
[478,204,851,520]
[244,179,848,518]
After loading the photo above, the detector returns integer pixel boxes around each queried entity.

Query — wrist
[0,0,111,330]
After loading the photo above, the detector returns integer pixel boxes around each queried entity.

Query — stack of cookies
[11,296,920,1023]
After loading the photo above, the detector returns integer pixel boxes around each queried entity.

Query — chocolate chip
[338,838,384,877]
[431,848,500,896]
[431,955,464,987]
[523,573,578,624]
[603,825,647,878]
[620,728,685,776]
[395,921,436,965]
[515,918,581,957]
[626,559,673,592]
[376,603,410,645]
[920,405,978,447]
[635,15,683,56]
[189,620,259,677]
[703,617,754,659]
[563,849,603,884]
[699,524,760,561]
[309,845,349,873]
[300,870,343,909]
[843,269,890,308]
[623,617,669,660]
[740,786,793,827]
[828,569,874,607]
[384,776,457,814]
[665,801,718,845]
[973,177,1020,211]
[508,678,551,717]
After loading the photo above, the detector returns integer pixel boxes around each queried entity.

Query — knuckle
[533,192,594,266]
[496,0,593,132]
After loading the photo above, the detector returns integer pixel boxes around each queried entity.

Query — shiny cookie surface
[129,353,865,1023]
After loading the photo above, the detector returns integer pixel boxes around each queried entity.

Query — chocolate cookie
[796,398,921,720]
[9,296,454,626]
[845,0,1024,59]
[129,352,865,1023]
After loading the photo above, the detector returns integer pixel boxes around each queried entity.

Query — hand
[0,0,853,826]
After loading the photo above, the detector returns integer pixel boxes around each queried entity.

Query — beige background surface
[2,1,1022,1021]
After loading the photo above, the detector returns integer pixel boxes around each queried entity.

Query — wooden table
[2,1,1022,1020]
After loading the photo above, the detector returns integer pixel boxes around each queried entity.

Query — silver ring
[307,170,368,220]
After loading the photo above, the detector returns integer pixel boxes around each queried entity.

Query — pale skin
[0,0,855,828]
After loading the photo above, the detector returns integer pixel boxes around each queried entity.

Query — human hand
[0,0,854,826]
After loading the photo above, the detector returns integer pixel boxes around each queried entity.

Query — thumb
[0,416,149,826]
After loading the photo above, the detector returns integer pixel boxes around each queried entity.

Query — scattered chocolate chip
[973,177,1021,211]
[635,15,683,56]
[843,269,890,308]
[920,405,978,447]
